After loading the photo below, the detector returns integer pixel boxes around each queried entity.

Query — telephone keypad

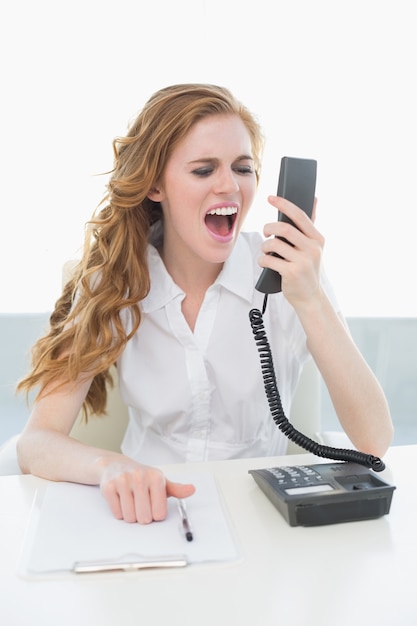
[264,465,325,489]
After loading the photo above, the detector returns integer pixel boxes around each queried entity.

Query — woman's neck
[158,244,223,332]
[159,243,223,295]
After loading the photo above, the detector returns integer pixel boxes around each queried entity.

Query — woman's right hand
[17,378,195,524]
[98,458,196,524]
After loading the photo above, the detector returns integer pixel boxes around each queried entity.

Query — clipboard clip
[73,553,188,574]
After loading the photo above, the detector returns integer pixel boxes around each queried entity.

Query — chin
[205,243,236,266]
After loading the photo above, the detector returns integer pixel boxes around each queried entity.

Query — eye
[234,164,254,175]
[191,166,214,177]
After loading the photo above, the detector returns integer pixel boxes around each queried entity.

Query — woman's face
[151,114,257,267]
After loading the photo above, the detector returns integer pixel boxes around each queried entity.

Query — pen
[177,498,193,542]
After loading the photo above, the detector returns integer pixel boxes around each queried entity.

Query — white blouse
[118,231,339,465]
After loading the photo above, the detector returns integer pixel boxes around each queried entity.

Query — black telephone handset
[249,157,394,526]
[255,156,317,294]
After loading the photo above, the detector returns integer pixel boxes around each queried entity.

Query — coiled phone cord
[249,304,385,472]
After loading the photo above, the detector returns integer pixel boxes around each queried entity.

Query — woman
[17,84,393,524]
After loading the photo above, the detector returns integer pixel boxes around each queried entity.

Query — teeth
[206,207,237,216]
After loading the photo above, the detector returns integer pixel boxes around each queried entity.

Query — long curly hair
[17,83,264,416]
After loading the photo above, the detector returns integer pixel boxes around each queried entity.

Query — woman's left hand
[259,195,324,308]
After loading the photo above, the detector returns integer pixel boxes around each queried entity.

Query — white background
[1,0,416,315]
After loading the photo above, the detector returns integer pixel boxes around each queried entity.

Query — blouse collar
[141,232,256,313]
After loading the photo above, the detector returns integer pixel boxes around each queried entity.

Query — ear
[147,186,164,202]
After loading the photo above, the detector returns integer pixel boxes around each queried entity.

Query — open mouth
[204,206,238,239]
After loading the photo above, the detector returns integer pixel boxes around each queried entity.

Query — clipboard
[18,471,240,579]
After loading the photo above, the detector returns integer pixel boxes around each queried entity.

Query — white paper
[19,471,240,578]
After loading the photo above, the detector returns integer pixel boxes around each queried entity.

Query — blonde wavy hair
[17,83,264,416]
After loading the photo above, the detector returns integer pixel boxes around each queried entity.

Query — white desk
[2,445,417,626]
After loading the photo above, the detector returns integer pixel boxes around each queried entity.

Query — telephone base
[249,462,395,527]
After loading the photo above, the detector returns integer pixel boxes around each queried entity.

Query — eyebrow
[188,154,254,164]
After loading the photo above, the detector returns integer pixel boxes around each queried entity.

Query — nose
[213,166,239,194]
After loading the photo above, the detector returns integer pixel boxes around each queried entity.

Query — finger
[101,475,141,524]
[131,478,154,524]
[166,480,196,499]
[311,197,318,222]
[147,472,169,522]
[268,195,314,232]
[262,238,294,262]
[116,474,144,523]
[101,481,123,520]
